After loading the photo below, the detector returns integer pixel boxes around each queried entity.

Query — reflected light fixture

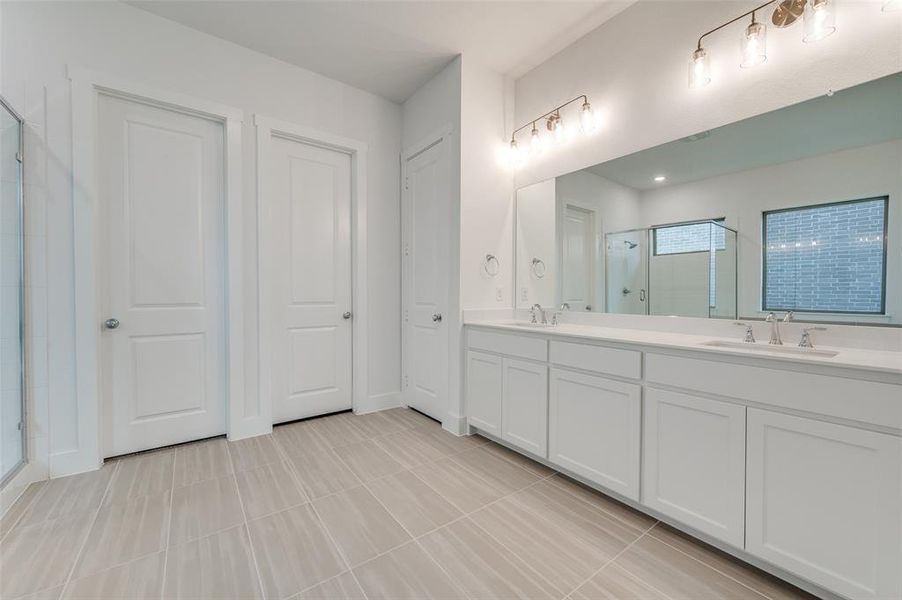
[740,12,767,67]
[654,175,667,182]
[803,0,836,42]
[506,95,594,168]
[884,0,902,11]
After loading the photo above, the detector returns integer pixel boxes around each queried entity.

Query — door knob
[342,311,352,319]
[104,318,120,330]
[432,313,442,323]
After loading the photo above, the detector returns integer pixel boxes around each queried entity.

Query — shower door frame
[0,94,27,488]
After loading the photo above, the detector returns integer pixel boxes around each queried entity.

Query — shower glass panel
[605,230,648,315]
[1,97,25,486]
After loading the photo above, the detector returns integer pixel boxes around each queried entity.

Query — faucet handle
[798,326,826,348]
[783,311,795,322]
[734,322,756,343]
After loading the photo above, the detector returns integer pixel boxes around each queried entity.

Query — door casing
[69,67,246,476]
[255,115,369,423]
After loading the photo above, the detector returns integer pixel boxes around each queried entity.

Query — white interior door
[99,93,227,457]
[267,136,352,424]
[561,204,594,311]
[403,138,450,422]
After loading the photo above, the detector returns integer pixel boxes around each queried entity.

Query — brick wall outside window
[763,197,887,314]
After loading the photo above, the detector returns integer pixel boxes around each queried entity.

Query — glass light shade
[548,115,567,144]
[803,0,836,42]
[509,138,526,168]
[529,126,544,154]
[740,21,767,67]
[883,0,902,11]
[689,47,711,88]
[579,101,596,133]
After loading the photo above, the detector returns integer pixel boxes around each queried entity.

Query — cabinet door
[643,388,746,547]
[466,351,502,436]
[746,409,902,600]
[501,358,548,457]
[549,368,640,500]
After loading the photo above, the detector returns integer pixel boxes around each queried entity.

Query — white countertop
[465,320,902,376]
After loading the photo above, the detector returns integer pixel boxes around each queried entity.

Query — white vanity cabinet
[501,358,548,456]
[465,351,503,437]
[548,368,641,500]
[642,387,747,548]
[746,409,902,600]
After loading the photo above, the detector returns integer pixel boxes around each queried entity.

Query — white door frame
[254,115,368,419]
[67,67,245,476]
[400,123,456,423]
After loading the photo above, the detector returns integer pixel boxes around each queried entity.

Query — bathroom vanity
[464,320,902,600]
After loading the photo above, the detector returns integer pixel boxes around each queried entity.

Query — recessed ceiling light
[654,175,667,182]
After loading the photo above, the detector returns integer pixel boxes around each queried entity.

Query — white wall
[1,0,402,478]
[514,0,902,188]
[639,140,902,323]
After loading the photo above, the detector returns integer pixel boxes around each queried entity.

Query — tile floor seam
[547,475,656,534]
[445,444,547,484]
[270,421,372,600]
[158,444,178,600]
[57,460,120,600]
[643,527,777,600]
[226,437,269,600]
[0,480,50,544]
[561,522,661,600]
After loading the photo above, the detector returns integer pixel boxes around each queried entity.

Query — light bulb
[547,114,567,144]
[579,100,596,133]
[883,0,902,11]
[740,19,767,67]
[689,47,711,89]
[509,138,526,168]
[529,124,544,155]
[803,0,836,42]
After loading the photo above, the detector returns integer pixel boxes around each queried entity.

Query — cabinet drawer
[646,353,901,429]
[467,328,547,362]
[550,340,641,380]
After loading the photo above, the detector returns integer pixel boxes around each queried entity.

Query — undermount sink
[701,340,839,358]
[501,321,555,329]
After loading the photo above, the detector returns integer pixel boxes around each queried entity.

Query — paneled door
[98,93,227,456]
[267,135,352,423]
[402,137,450,422]
[561,204,594,311]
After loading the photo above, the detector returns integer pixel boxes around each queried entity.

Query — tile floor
[0,408,814,599]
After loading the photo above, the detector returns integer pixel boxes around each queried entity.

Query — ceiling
[127,0,632,103]
[589,72,902,191]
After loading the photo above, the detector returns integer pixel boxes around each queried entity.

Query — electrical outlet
[495,287,504,302]
[520,287,529,302]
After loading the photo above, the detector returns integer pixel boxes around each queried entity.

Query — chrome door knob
[342,312,352,319]
[432,313,443,323]
[104,318,120,330]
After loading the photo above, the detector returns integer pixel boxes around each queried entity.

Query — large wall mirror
[515,72,901,324]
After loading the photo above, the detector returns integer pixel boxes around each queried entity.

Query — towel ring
[483,254,500,277]
[531,257,546,279]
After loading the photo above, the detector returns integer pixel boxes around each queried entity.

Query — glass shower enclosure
[605,220,738,319]
[1,96,25,486]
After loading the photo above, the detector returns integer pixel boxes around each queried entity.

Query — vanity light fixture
[507,95,595,167]
[803,0,836,42]
[740,12,767,67]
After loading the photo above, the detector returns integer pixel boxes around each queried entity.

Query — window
[653,219,726,255]
[763,197,887,314]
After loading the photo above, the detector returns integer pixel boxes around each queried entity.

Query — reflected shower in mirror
[515,71,901,324]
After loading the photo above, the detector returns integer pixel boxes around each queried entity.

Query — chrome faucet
[734,322,756,343]
[765,311,794,345]
[799,326,827,348]
[530,304,547,325]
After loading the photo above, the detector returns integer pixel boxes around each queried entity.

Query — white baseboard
[442,413,469,436]
[356,391,402,415]
[1,461,48,518]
